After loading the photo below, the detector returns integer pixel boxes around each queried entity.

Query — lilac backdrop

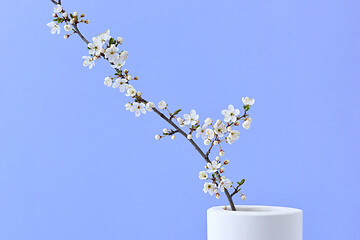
[1,0,359,239]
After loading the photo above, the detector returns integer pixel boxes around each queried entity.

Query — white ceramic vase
[207,205,302,240]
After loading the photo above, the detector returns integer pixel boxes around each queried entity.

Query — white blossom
[64,24,72,32]
[219,179,232,192]
[125,85,137,97]
[155,135,161,140]
[206,160,221,173]
[228,130,240,140]
[199,171,208,180]
[105,44,119,63]
[183,110,199,126]
[54,4,62,13]
[82,56,95,69]
[222,105,240,123]
[104,76,112,87]
[196,125,207,139]
[203,182,217,195]
[242,97,255,106]
[47,22,60,35]
[158,100,167,110]
[214,121,226,137]
[171,135,176,140]
[204,117,213,126]
[242,117,252,129]
[206,128,215,140]
[117,79,127,92]
[88,42,103,56]
[112,78,122,88]
[146,102,155,111]
[96,29,111,44]
[226,136,235,144]
[130,102,146,117]
[119,51,129,61]
[177,117,185,126]
[111,58,125,69]
[125,102,132,110]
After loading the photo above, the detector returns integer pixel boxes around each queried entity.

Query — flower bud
[62,12,68,18]
[171,135,176,140]
[73,12,78,17]
[127,75,132,80]
[124,69,129,74]
[187,134,192,140]
[64,34,69,39]
[216,193,221,199]
[163,128,169,134]
[241,194,247,201]
[136,91,142,97]
[85,19,90,24]
[205,117,213,125]
[134,76,139,80]
[70,19,75,24]
[214,140,219,145]
[117,36,124,44]
[216,119,221,124]
[52,13,57,18]
[227,126,232,132]
[220,167,225,173]
[221,176,226,181]
[215,156,220,161]
[80,13,85,18]
[204,139,211,145]
[224,159,229,165]
[219,150,225,157]
[155,135,161,140]
[234,121,240,126]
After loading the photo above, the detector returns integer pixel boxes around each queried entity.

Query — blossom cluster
[47,4,89,38]
[199,156,246,200]
[83,30,127,70]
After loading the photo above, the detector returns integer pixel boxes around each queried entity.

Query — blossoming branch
[47,0,255,211]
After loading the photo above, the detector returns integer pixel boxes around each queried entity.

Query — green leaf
[173,109,182,115]
[109,38,116,45]
[237,179,245,186]
[243,105,250,111]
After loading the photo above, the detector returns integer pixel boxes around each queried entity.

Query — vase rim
[208,205,302,216]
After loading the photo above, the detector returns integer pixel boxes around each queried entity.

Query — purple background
[1,0,359,239]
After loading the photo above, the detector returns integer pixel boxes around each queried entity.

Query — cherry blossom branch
[46,0,256,212]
